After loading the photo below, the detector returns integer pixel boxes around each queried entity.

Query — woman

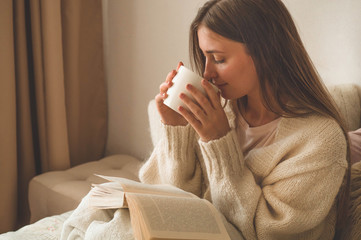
[139,0,350,239]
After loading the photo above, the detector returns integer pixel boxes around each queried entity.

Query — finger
[165,70,177,84]
[179,92,207,122]
[185,84,214,113]
[176,61,184,71]
[178,105,202,130]
[159,81,172,95]
[201,79,222,109]
[155,93,166,104]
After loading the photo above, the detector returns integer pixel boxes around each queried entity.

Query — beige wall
[102,0,208,160]
[283,0,361,86]
[102,0,361,161]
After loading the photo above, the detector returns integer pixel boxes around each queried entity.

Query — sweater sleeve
[138,123,204,197]
[199,117,348,240]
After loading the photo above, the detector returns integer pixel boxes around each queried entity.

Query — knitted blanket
[60,192,134,240]
[0,211,71,240]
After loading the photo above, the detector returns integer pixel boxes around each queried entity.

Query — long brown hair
[190,0,350,238]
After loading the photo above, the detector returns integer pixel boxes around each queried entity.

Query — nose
[203,60,217,81]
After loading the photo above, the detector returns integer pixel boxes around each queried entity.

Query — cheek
[220,64,247,86]
[232,59,258,85]
[218,64,237,81]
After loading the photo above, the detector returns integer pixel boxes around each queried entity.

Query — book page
[127,193,230,240]
[96,174,197,199]
[89,182,126,209]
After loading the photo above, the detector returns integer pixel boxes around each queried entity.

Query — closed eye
[211,54,225,64]
[202,50,226,64]
[214,59,225,64]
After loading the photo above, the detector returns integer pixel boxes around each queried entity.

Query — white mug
[163,66,218,114]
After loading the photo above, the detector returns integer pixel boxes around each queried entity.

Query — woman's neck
[238,96,280,127]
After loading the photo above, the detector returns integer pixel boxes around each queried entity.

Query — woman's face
[197,26,259,100]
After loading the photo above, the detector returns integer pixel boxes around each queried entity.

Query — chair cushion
[350,129,361,165]
[328,84,361,131]
[28,154,141,223]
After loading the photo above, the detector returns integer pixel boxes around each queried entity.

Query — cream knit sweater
[139,104,347,240]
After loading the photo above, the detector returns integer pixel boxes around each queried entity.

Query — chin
[220,91,235,100]
[219,91,228,99]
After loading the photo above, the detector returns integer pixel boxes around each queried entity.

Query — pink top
[236,111,281,157]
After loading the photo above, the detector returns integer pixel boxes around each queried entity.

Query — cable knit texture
[139,103,348,240]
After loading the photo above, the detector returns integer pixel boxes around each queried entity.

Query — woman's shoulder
[279,113,343,134]
[277,113,346,151]
[274,114,348,168]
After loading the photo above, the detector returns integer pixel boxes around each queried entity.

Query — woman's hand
[178,79,230,142]
[155,62,188,126]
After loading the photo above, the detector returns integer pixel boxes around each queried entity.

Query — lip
[215,83,227,88]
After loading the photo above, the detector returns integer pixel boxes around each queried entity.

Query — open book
[90,175,231,240]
